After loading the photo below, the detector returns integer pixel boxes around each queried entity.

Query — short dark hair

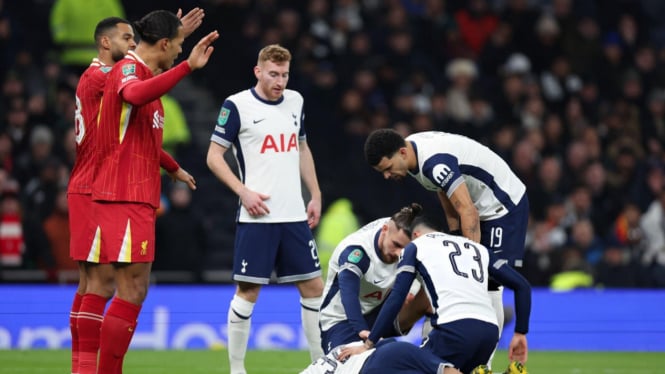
[391,203,423,237]
[94,17,130,46]
[364,129,406,166]
[411,213,444,233]
[133,10,181,44]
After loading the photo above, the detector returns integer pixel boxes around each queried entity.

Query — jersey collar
[408,140,420,175]
[250,87,284,105]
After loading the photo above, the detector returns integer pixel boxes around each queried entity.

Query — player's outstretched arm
[177,7,205,37]
[186,31,219,71]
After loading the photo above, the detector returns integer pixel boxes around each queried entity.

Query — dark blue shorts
[361,340,451,374]
[481,195,529,268]
[232,222,321,284]
[423,319,499,374]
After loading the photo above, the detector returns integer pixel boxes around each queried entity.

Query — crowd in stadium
[1,0,665,288]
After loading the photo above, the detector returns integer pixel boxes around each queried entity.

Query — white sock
[487,287,504,368]
[300,296,323,361]
[227,295,254,374]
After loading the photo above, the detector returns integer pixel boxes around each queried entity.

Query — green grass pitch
[0,349,662,373]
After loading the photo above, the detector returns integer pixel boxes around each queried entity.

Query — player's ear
[160,38,170,51]
[100,35,111,50]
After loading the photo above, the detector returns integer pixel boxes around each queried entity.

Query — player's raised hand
[186,30,219,70]
[177,7,205,38]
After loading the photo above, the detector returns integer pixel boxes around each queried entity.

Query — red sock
[70,293,83,374]
[98,297,141,374]
[77,293,107,374]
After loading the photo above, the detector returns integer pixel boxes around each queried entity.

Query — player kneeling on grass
[301,339,461,374]
[338,214,531,374]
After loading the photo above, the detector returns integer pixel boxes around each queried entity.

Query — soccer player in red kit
[91,10,217,373]
[70,10,204,374]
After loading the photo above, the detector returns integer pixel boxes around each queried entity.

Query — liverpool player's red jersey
[93,51,164,208]
[68,58,110,195]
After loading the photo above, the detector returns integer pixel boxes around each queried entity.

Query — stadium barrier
[0,285,663,351]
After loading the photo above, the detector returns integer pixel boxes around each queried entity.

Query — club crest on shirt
[122,64,136,76]
[348,249,364,264]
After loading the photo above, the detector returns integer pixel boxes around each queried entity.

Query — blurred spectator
[0,0,22,78]
[594,244,641,288]
[597,32,627,100]
[641,89,665,158]
[562,15,602,77]
[561,185,594,231]
[0,180,24,267]
[524,198,568,286]
[568,219,605,265]
[154,182,207,278]
[13,125,55,188]
[550,246,594,290]
[640,187,665,286]
[528,155,564,220]
[444,58,477,123]
[49,0,125,76]
[21,156,63,223]
[529,15,563,74]
[454,0,498,57]
[42,186,74,271]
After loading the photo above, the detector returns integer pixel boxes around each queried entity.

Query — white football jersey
[404,232,497,326]
[319,218,398,332]
[406,131,526,221]
[300,342,373,374]
[211,88,307,222]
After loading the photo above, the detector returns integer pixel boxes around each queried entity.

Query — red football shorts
[68,193,106,263]
[93,201,156,263]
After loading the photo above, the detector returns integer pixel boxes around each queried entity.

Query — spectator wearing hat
[13,124,55,188]
[444,58,477,123]
[528,15,563,74]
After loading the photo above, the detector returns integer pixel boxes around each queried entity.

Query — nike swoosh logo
[253,119,265,124]
[373,279,382,284]
[314,262,320,267]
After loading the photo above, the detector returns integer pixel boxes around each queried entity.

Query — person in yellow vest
[50,0,126,74]
[315,198,360,279]
[161,94,191,157]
